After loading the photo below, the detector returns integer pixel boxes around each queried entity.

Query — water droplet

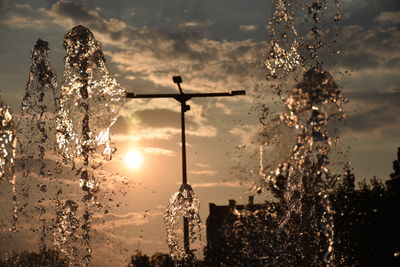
[164,184,201,260]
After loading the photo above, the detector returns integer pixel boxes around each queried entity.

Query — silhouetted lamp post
[126,76,245,256]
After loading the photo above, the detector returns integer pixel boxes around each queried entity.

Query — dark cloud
[329,25,400,71]
[341,51,382,70]
[134,108,180,128]
[110,116,130,134]
[343,89,400,133]
[388,86,400,93]
[53,0,94,22]
[380,127,400,144]
[347,89,400,107]
[342,0,400,28]
[386,57,400,68]
[346,106,398,132]
[50,1,216,63]
[73,0,271,41]
[0,0,264,95]
[133,108,199,129]
[50,0,141,43]
[375,11,400,25]
[122,76,176,94]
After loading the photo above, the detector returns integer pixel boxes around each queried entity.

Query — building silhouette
[205,196,278,266]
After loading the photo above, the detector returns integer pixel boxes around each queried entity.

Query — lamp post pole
[126,76,245,257]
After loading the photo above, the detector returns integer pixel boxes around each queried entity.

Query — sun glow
[125,150,143,169]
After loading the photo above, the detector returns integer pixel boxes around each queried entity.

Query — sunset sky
[0,0,399,265]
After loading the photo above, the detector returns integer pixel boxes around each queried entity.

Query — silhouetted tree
[332,150,400,267]
[150,252,174,267]
[128,250,150,267]
[336,165,355,192]
[0,249,67,267]
[128,251,200,267]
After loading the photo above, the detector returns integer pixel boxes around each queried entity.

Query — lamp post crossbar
[126,77,245,258]
[126,90,245,100]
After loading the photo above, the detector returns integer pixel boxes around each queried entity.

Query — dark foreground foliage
[331,148,400,267]
[203,147,400,266]
[127,250,198,267]
[0,249,67,267]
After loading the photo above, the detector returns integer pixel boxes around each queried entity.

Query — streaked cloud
[239,24,257,31]
[182,20,214,28]
[335,25,400,72]
[0,12,47,29]
[195,163,211,168]
[19,0,263,93]
[93,210,163,230]
[375,11,400,24]
[189,170,218,176]
[143,147,175,156]
[112,130,175,141]
[192,180,252,188]
[215,102,233,114]
[341,88,400,139]
[229,124,260,147]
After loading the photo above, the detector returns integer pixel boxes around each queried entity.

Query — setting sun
[125,150,143,169]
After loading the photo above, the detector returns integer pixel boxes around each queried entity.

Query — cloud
[182,21,214,28]
[0,0,259,147]
[133,108,182,129]
[93,209,163,230]
[229,124,260,147]
[1,0,10,9]
[53,0,95,22]
[340,88,400,141]
[117,98,219,140]
[239,24,257,31]
[112,130,175,141]
[375,11,400,24]
[347,88,400,107]
[143,147,174,156]
[189,170,218,176]
[192,180,252,188]
[20,0,263,93]
[195,163,210,168]
[340,51,381,70]
[111,117,131,134]
[215,102,233,114]
[0,12,47,29]
[94,230,157,246]
[329,25,400,73]
[346,107,397,132]
[112,118,217,141]
[107,38,261,92]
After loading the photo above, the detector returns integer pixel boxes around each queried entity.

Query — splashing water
[164,184,201,260]
[18,39,59,161]
[259,69,345,266]
[57,25,125,265]
[57,25,125,163]
[54,194,80,266]
[265,0,302,81]
[256,0,345,266]
[17,39,59,257]
[0,97,18,232]
[282,68,343,263]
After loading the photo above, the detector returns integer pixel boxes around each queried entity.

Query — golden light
[125,150,143,169]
